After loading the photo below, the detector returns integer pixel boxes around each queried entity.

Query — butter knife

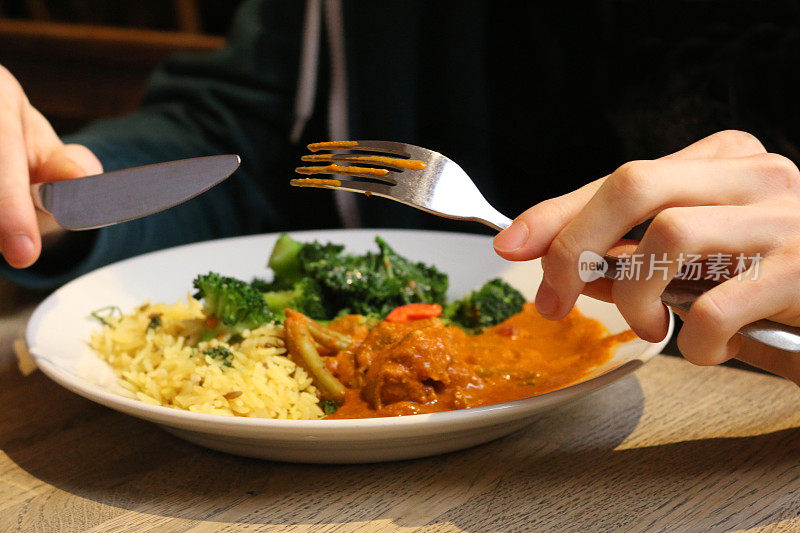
[30,155,240,230]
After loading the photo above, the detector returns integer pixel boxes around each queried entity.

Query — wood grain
[2,301,800,532]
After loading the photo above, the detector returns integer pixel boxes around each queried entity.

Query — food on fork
[307,140,359,151]
[301,153,427,170]
[294,164,389,177]
[292,140,428,187]
[290,178,342,187]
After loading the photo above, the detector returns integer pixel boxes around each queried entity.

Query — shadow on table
[3,369,797,531]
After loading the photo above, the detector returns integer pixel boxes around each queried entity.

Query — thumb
[34,144,103,245]
[33,144,103,183]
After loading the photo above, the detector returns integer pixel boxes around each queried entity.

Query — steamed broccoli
[444,278,525,332]
[249,277,276,293]
[300,236,448,317]
[261,278,327,320]
[297,240,345,265]
[267,233,306,288]
[263,234,448,318]
[193,272,275,335]
[266,234,346,289]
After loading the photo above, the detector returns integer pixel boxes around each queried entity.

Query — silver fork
[292,140,800,352]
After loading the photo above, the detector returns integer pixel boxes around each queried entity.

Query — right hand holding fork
[494,130,800,384]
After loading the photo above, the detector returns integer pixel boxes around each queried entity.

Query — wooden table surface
[2,291,800,533]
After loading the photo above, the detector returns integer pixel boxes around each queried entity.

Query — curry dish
[91,233,637,420]
[285,303,635,419]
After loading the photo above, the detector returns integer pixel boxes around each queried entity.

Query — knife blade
[30,155,241,230]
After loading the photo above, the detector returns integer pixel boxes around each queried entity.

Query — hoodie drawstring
[291,0,360,228]
[290,0,321,144]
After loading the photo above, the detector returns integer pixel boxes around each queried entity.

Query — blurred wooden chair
[0,0,229,132]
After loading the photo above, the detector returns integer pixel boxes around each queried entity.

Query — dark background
[1,1,797,163]
[2,0,799,359]
[2,0,798,203]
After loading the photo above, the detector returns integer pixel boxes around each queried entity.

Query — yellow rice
[89,295,324,419]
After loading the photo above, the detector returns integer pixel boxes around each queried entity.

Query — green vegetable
[304,315,354,351]
[320,400,339,415]
[267,233,306,288]
[295,237,448,318]
[297,241,346,266]
[193,272,274,336]
[284,309,347,403]
[195,236,522,335]
[146,314,162,331]
[261,234,448,319]
[261,278,327,321]
[249,277,274,293]
[198,329,217,342]
[90,306,122,328]
[443,278,525,333]
[202,345,234,367]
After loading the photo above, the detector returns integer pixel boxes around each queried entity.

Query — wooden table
[2,293,800,532]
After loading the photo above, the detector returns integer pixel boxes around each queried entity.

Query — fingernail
[494,220,529,252]
[535,279,560,318]
[2,234,34,266]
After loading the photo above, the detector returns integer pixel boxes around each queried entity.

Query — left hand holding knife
[0,66,103,268]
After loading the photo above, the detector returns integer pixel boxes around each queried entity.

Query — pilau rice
[89,296,324,419]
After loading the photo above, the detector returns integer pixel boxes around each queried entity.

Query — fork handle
[490,218,800,352]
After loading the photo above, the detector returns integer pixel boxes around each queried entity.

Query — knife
[30,155,241,230]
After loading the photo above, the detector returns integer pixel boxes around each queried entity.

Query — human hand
[0,65,102,268]
[493,130,800,383]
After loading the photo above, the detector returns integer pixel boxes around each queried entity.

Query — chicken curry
[284,303,635,419]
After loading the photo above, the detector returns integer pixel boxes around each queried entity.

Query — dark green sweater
[5,0,799,289]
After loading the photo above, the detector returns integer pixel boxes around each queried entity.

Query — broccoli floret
[193,272,275,335]
[262,278,327,320]
[263,235,448,319]
[297,240,346,264]
[374,236,448,308]
[249,277,277,293]
[266,234,347,290]
[301,237,448,317]
[267,234,306,288]
[252,276,328,319]
[444,278,525,332]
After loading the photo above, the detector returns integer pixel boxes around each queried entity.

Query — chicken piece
[359,319,457,409]
[351,318,438,373]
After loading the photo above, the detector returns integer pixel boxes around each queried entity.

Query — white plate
[26,229,671,463]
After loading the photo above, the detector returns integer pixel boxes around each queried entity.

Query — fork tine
[294,164,397,184]
[346,140,412,157]
[307,140,412,158]
[300,154,426,171]
[291,178,394,197]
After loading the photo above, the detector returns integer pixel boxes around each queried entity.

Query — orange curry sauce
[322,303,636,419]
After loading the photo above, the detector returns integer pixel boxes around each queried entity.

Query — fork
[292,140,800,352]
